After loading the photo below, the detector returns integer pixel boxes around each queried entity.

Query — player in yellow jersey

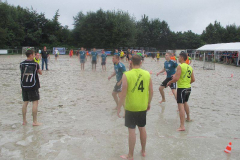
[34,53,40,64]
[167,52,195,131]
[117,54,153,160]
[156,52,160,62]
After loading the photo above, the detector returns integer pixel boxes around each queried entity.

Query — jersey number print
[138,80,144,92]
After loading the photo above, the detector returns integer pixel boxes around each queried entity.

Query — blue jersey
[79,51,86,59]
[91,52,98,61]
[164,60,178,78]
[114,62,126,82]
[114,52,120,56]
[101,54,107,62]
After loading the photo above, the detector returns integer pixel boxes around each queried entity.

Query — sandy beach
[0,55,240,160]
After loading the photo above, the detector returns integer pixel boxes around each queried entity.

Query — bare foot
[32,122,42,126]
[120,155,133,160]
[186,118,193,122]
[177,127,185,131]
[112,107,117,110]
[159,100,166,103]
[22,121,27,125]
[141,150,146,157]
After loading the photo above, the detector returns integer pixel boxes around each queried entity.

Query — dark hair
[25,49,34,57]
[113,55,119,59]
[132,54,142,65]
[179,52,187,61]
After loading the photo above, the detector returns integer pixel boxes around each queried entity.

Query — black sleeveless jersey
[20,60,40,90]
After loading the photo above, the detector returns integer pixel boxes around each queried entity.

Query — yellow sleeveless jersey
[177,63,193,88]
[34,58,40,64]
[124,68,150,112]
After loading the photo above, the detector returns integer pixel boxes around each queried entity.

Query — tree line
[1,2,240,50]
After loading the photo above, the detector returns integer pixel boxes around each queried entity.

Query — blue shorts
[80,59,85,63]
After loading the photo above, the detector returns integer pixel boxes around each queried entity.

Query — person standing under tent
[157,53,178,103]
[108,55,126,111]
[91,48,98,71]
[101,49,107,71]
[20,49,42,126]
[117,54,153,160]
[54,48,59,61]
[79,47,86,70]
[167,52,195,131]
[40,46,49,70]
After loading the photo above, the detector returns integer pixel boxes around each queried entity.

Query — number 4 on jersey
[138,80,144,92]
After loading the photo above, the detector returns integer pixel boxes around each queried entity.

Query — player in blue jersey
[101,49,107,71]
[91,48,98,71]
[114,49,120,56]
[79,47,87,70]
[157,53,178,103]
[108,55,126,111]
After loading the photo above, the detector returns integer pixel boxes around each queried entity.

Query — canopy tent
[197,42,240,65]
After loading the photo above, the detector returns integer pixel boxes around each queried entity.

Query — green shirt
[177,63,193,88]
[124,68,150,112]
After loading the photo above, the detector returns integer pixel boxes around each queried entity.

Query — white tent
[197,42,240,65]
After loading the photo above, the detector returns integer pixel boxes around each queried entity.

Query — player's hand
[166,82,171,87]
[117,107,121,118]
[117,81,121,86]
[147,104,151,111]
[108,76,111,80]
[156,73,159,76]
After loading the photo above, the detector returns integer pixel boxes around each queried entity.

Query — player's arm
[37,64,42,75]
[189,57,192,65]
[156,68,165,76]
[108,70,116,80]
[191,70,195,84]
[167,65,181,86]
[117,74,127,118]
[147,78,153,111]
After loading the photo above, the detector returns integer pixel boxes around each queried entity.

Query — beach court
[0,55,239,160]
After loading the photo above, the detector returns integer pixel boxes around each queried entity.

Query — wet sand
[0,55,240,160]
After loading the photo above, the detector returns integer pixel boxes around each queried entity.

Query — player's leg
[112,91,118,109]
[177,88,186,131]
[178,103,185,131]
[42,58,44,70]
[32,100,41,126]
[184,88,192,121]
[139,127,147,157]
[22,101,29,125]
[170,83,177,100]
[159,86,166,103]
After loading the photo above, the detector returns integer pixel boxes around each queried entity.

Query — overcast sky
[5,0,240,34]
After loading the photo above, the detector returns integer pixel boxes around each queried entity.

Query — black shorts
[177,88,191,103]
[92,60,97,64]
[161,77,176,89]
[113,82,122,92]
[22,89,40,102]
[55,54,58,57]
[125,110,147,129]
[121,57,124,59]
[101,61,106,65]
[157,58,159,60]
